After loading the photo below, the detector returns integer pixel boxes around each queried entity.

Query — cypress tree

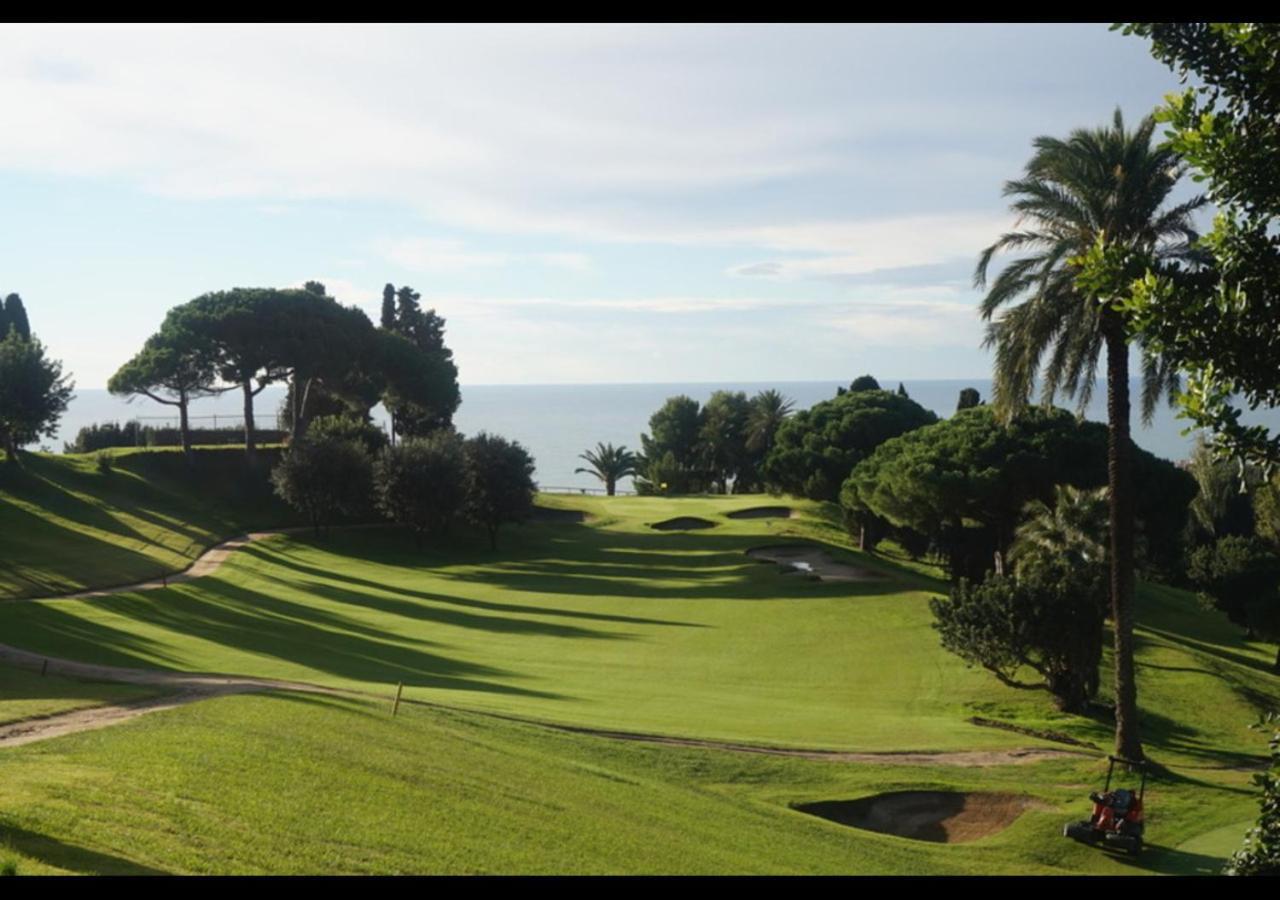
[4,294,30,341]
[380,283,397,331]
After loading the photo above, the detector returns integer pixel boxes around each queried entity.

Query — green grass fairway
[0,691,1257,875]
[2,494,1277,761]
[1,485,1276,874]
[0,449,294,600]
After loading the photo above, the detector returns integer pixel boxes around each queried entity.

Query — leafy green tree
[956,387,982,411]
[1118,24,1280,469]
[1187,535,1280,671]
[270,434,372,537]
[0,332,74,463]
[930,551,1107,713]
[1226,713,1280,876]
[699,390,753,493]
[975,108,1205,761]
[763,388,936,502]
[575,442,639,496]
[374,431,467,546]
[637,396,706,494]
[1255,475,1280,552]
[380,284,460,438]
[842,406,1195,582]
[2,294,30,340]
[464,432,537,550]
[108,326,220,461]
[846,375,881,393]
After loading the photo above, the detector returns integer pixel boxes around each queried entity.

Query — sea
[40,381,1280,493]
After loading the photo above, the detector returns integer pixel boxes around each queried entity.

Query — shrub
[373,432,466,546]
[306,414,389,456]
[463,432,537,550]
[1226,713,1280,876]
[93,450,114,474]
[270,435,372,536]
[930,552,1107,713]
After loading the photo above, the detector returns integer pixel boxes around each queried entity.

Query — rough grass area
[0,449,296,600]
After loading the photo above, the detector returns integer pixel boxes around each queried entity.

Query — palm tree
[746,389,794,456]
[575,442,639,496]
[976,109,1206,761]
[1010,484,1109,570]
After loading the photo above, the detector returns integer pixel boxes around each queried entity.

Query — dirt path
[50,529,305,601]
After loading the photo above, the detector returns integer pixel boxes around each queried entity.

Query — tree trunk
[291,377,314,443]
[2,429,17,465]
[488,525,497,551]
[1105,320,1142,761]
[178,393,193,466]
[242,380,257,461]
[607,477,616,497]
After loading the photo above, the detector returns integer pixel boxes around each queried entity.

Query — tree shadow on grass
[1107,842,1228,875]
[242,544,706,629]
[3,581,568,701]
[0,823,168,875]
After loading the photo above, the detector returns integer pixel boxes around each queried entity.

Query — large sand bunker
[746,544,883,582]
[725,506,794,520]
[795,791,1042,844]
[649,517,717,531]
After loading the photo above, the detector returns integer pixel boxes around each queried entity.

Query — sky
[0,23,1193,388]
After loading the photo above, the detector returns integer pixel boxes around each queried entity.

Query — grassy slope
[2,494,1276,762]
[0,448,295,601]
[0,488,1275,874]
[0,691,1253,875]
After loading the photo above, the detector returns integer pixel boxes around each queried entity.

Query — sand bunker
[650,517,717,531]
[796,791,1041,844]
[725,506,794,520]
[746,544,883,582]
[530,507,589,524]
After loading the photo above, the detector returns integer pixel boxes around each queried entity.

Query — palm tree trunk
[1105,319,1142,761]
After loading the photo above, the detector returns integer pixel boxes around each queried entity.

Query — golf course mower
[1063,756,1148,855]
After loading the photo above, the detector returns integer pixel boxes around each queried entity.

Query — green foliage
[638,396,706,494]
[463,432,537,549]
[1187,535,1280,669]
[1226,713,1280,876]
[1186,436,1263,545]
[975,108,1201,423]
[373,431,466,544]
[1009,484,1108,570]
[380,284,460,438]
[305,414,388,456]
[0,332,74,461]
[698,391,754,493]
[763,388,936,502]
[2,293,30,341]
[575,442,639,496]
[846,375,881,393]
[931,553,1107,713]
[843,406,1195,580]
[1117,23,1280,468]
[270,435,372,536]
[956,387,982,411]
[93,450,115,474]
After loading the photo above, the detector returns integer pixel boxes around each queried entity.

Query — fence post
[392,682,403,717]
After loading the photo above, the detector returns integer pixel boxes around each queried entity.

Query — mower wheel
[1063,821,1097,843]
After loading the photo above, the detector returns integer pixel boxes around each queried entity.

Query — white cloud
[380,238,590,273]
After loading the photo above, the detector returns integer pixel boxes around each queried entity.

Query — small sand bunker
[746,544,883,582]
[530,507,589,523]
[650,517,717,531]
[796,791,1040,844]
[725,506,794,520]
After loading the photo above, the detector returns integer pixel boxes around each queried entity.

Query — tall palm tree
[575,442,639,496]
[976,109,1206,761]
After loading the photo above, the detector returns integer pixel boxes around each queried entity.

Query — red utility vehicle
[1063,755,1148,855]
